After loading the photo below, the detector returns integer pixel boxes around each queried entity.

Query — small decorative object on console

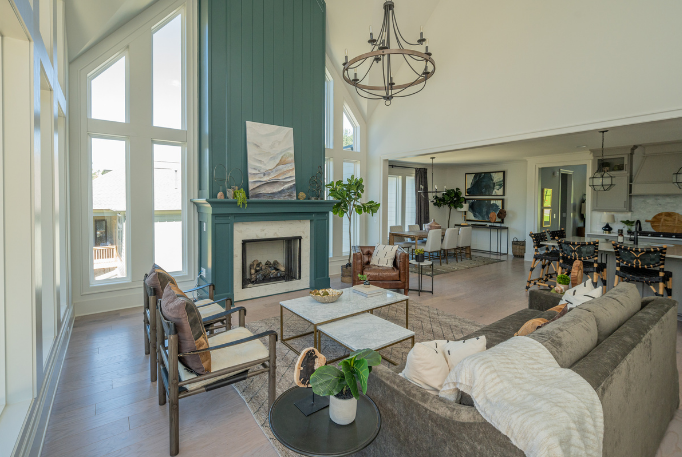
[310,349,382,425]
[497,208,507,220]
[489,212,497,223]
[309,288,343,303]
[298,192,306,200]
[424,219,441,232]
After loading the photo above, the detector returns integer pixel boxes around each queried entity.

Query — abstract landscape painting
[467,199,504,223]
[465,171,505,196]
[246,121,296,200]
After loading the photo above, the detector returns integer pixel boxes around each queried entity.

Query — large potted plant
[326,176,380,282]
[310,349,382,425]
[431,188,465,228]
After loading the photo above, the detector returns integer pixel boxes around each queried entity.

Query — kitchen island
[544,236,682,318]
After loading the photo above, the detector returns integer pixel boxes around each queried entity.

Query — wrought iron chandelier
[589,130,615,192]
[418,157,444,194]
[342,0,436,106]
[673,166,682,189]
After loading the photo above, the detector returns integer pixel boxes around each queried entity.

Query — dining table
[542,236,682,315]
[388,230,438,250]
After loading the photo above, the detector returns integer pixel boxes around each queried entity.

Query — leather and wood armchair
[352,246,409,295]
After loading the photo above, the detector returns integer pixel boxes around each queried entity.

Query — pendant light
[673,166,682,189]
[589,130,615,192]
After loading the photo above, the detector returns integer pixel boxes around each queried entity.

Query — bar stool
[557,240,607,291]
[612,242,672,297]
[548,228,566,241]
[526,231,560,290]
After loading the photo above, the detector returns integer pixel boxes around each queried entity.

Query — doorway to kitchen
[538,164,587,236]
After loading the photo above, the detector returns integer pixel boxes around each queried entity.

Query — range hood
[631,142,682,195]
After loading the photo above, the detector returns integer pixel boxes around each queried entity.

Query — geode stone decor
[294,347,326,388]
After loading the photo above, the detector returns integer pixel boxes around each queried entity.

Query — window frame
[324,68,334,149]
[87,50,129,123]
[152,11,187,130]
[342,103,360,152]
[387,175,403,228]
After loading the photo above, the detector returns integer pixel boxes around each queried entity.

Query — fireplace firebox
[242,236,302,288]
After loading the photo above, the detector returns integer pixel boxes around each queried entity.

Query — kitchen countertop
[544,236,682,259]
[587,232,682,243]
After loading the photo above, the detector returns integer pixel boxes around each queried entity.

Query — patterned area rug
[233,302,483,457]
[409,254,504,276]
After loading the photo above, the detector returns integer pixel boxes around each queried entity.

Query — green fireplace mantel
[192,199,336,303]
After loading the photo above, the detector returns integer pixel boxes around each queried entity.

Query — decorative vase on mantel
[424,219,441,233]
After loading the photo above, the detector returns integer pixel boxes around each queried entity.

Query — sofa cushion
[161,283,211,374]
[442,336,487,371]
[559,279,603,309]
[578,283,641,344]
[363,265,400,281]
[370,244,399,267]
[528,308,598,368]
[145,263,178,297]
[463,308,543,348]
[400,342,450,391]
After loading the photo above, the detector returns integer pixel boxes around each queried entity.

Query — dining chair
[525,231,560,290]
[407,224,420,231]
[612,242,672,297]
[457,226,473,260]
[390,225,414,252]
[557,240,607,291]
[441,228,459,264]
[423,229,443,265]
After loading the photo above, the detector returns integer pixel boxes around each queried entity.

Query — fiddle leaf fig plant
[431,188,465,227]
[326,176,380,264]
[310,349,382,399]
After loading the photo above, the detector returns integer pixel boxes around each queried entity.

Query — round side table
[409,260,434,296]
[269,387,381,456]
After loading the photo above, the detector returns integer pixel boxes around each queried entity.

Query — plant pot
[329,394,357,425]
[415,254,425,263]
[341,264,352,284]
[363,280,370,288]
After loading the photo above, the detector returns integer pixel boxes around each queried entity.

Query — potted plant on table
[326,176,380,283]
[358,274,370,288]
[414,248,425,263]
[310,349,382,425]
[621,220,635,234]
[431,188,465,228]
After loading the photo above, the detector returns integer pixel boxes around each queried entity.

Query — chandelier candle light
[342,1,436,106]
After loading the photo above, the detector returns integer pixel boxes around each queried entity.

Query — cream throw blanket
[441,336,603,457]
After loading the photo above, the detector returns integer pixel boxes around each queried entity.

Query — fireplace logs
[249,259,287,283]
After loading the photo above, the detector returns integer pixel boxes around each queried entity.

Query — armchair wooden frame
[156,303,277,456]
[143,275,232,382]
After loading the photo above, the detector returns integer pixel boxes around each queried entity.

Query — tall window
[324,69,333,149]
[388,175,402,228]
[153,144,184,272]
[153,14,184,129]
[405,176,416,226]
[342,105,359,151]
[90,137,128,281]
[342,160,360,254]
[325,157,334,257]
[89,55,126,122]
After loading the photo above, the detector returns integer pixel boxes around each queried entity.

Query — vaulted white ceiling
[65,0,158,61]
[326,0,441,120]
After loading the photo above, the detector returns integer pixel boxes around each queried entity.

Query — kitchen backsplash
[592,195,682,232]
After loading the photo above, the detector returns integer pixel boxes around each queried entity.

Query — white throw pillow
[442,336,487,371]
[370,244,399,267]
[400,342,451,391]
[559,279,604,310]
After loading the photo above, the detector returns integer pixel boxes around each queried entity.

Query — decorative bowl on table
[309,289,343,303]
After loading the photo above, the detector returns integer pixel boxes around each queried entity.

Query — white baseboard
[11,304,75,457]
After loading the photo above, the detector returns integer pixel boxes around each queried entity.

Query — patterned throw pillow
[559,279,603,310]
[160,283,211,374]
[370,244,399,267]
[145,263,178,297]
[514,318,549,337]
[442,336,487,371]
[538,303,570,329]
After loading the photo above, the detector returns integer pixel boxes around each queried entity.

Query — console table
[456,224,509,255]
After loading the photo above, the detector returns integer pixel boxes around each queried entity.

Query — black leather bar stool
[612,242,672,297]
[557,240,607,291]
[526,231,560,290]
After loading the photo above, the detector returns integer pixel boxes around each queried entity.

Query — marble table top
[409,260,433,266]
[543,236,682,259]
[317,313,414,351]
[280,290,408,325]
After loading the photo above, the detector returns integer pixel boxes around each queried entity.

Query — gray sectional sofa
[358,283,679,457]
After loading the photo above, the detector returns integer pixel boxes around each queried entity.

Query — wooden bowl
[309,289,343,303]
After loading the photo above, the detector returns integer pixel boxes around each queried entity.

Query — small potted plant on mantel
[310,349,382,425]
[357,274,370,288]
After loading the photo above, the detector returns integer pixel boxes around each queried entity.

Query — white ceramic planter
[329,395,357,425]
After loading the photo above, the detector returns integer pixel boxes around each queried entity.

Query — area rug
[233,302,483,457]
[409,254,504,276]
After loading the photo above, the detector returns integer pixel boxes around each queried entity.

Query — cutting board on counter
[646,212,682,233]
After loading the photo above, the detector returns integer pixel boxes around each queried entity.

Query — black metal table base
[410,262,434,296]
[294,391,329,416]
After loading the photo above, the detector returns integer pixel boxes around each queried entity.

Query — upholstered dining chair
[612,242,672,297]
[156,298,277,456]
[407,224,420,231]
[144,265,232,383]
[557,240,607,291]
[457,226,473,260]
[390,225,414,253]
[441,228,459,264]
[423,229,443,265]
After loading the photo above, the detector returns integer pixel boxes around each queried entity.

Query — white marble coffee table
[279,289,409,355]
[317,313,415,365]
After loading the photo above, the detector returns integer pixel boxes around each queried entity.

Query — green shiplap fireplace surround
[195,0,329,302]
[193,200,335,302]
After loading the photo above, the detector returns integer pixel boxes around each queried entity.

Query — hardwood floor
[41,253,682,456]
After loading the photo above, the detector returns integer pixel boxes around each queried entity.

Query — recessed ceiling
[65,0,158,61]
[326,0,441,119]
[392,117,682,165]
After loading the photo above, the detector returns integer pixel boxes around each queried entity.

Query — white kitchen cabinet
[592,151,631,212]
